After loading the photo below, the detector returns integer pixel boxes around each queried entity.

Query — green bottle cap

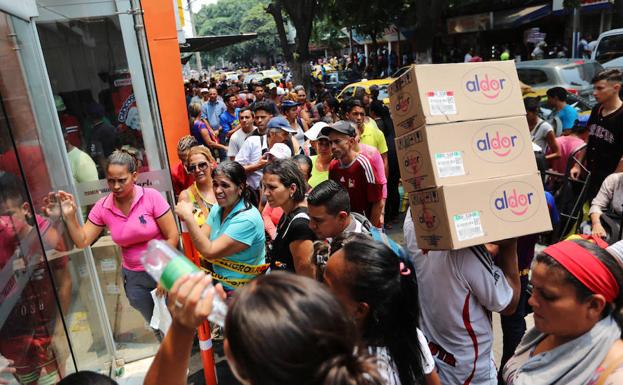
[160,255,199,290]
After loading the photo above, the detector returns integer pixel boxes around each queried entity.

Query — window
[559,62,603,87]
[594,34,623,64]
[377,85,389,101]
[517,68,549,85]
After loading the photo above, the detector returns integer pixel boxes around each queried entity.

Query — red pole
[181,226,218,385]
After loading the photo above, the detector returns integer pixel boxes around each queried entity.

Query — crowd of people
[8,65,623,385]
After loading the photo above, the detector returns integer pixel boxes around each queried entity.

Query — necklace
[193,183,214,206]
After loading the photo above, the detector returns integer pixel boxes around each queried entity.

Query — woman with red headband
[502,240,623,385]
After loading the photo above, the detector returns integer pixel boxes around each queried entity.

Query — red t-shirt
[329,154,383,220]
[171,161,194,197]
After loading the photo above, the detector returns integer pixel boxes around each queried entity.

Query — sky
[189,0,218,13]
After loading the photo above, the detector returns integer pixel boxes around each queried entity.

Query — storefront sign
[524,27,547,44]
[447,13,491,34]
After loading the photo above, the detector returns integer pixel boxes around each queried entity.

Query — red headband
[543,241,620,303]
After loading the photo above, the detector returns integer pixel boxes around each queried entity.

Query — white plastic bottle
[141,239,227,326]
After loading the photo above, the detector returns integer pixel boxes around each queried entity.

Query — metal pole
[572,7,580,58]
[187,0,202,71]
[349,27,354,60]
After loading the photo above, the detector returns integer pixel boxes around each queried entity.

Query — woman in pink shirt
[55,150,179,324]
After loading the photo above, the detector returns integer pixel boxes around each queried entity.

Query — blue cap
[281,100,300,109]
[267,116,297,133]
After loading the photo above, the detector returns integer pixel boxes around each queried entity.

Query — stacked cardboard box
[389,61,552,249]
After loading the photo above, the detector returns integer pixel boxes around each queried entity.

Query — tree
[266,0,316,89]
[193,0,280,67]
[410,0,449,63]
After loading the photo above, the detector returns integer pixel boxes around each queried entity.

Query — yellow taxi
[336,78,393,105]
[312,64,336,80]
[259,69,284,82]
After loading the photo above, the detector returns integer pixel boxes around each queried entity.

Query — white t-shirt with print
[227,126,255,158]
[234,134,267,190]
[403,215,513,385]
[530,119,553,152]
[371,328,436,385]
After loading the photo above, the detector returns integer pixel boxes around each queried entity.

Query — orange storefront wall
[141,0,188,169]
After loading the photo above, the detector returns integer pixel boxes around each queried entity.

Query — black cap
[321,120,356,137]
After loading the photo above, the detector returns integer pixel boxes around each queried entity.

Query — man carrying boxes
[392,61,552,384]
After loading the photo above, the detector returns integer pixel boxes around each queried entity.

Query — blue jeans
[122,268,157,323]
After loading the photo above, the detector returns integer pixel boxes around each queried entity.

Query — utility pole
[187,0,203,71]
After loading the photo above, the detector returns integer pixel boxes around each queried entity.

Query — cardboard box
[396,116,537,192]
[389,61,525,137]
[409,173,552,250]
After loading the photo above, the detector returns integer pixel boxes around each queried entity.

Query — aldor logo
[490,182,539,222]
[402,150,423,175]
[415,207,439,230]
[393,92,412,117]
[462,67,513,104]
[472,123,524,163]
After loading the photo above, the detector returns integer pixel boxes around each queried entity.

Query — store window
[0,10,112,384]
[34,0,172,364]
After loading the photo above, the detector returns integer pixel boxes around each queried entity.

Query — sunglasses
[187,162,209,173]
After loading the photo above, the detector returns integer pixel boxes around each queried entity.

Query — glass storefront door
[0,0,178,382]
[0,11,112,384]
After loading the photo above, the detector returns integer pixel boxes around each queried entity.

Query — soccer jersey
[329,154,383,220]
[403,214,513,385]
[585,103,623,200]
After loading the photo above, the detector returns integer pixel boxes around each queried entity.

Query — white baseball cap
[305,122,330,141]
[266,143,292,159]
[607,240,623,265]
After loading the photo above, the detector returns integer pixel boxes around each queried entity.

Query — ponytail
[316,352,382,385]
[340,234,426,385]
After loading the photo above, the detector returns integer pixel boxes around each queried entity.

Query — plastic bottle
[141,239,227,326]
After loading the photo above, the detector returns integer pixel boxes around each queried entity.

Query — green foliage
[193,0,280,67]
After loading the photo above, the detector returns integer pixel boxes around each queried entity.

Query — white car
[591,28,623,64]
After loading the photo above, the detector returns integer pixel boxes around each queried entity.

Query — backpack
[350,213,407,260]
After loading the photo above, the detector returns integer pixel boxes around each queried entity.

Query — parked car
[243,72,264,85]
[325,70,362,95]
[336,78,392,105]
[603,56,623,70]
[516,58,603,100]
[259,69,284,82]
[591,28,623,64]
[391,65,412,79]
[312,64,336,80]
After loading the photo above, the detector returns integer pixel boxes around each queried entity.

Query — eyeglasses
[187,162,209,173]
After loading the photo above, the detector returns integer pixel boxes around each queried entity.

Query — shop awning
[494,4,552,29]
[179,33,257,53]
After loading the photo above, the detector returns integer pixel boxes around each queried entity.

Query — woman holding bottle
[175,161,267,292]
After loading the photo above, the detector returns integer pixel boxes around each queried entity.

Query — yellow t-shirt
[309,155,329,188]
[360,119,388,154]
